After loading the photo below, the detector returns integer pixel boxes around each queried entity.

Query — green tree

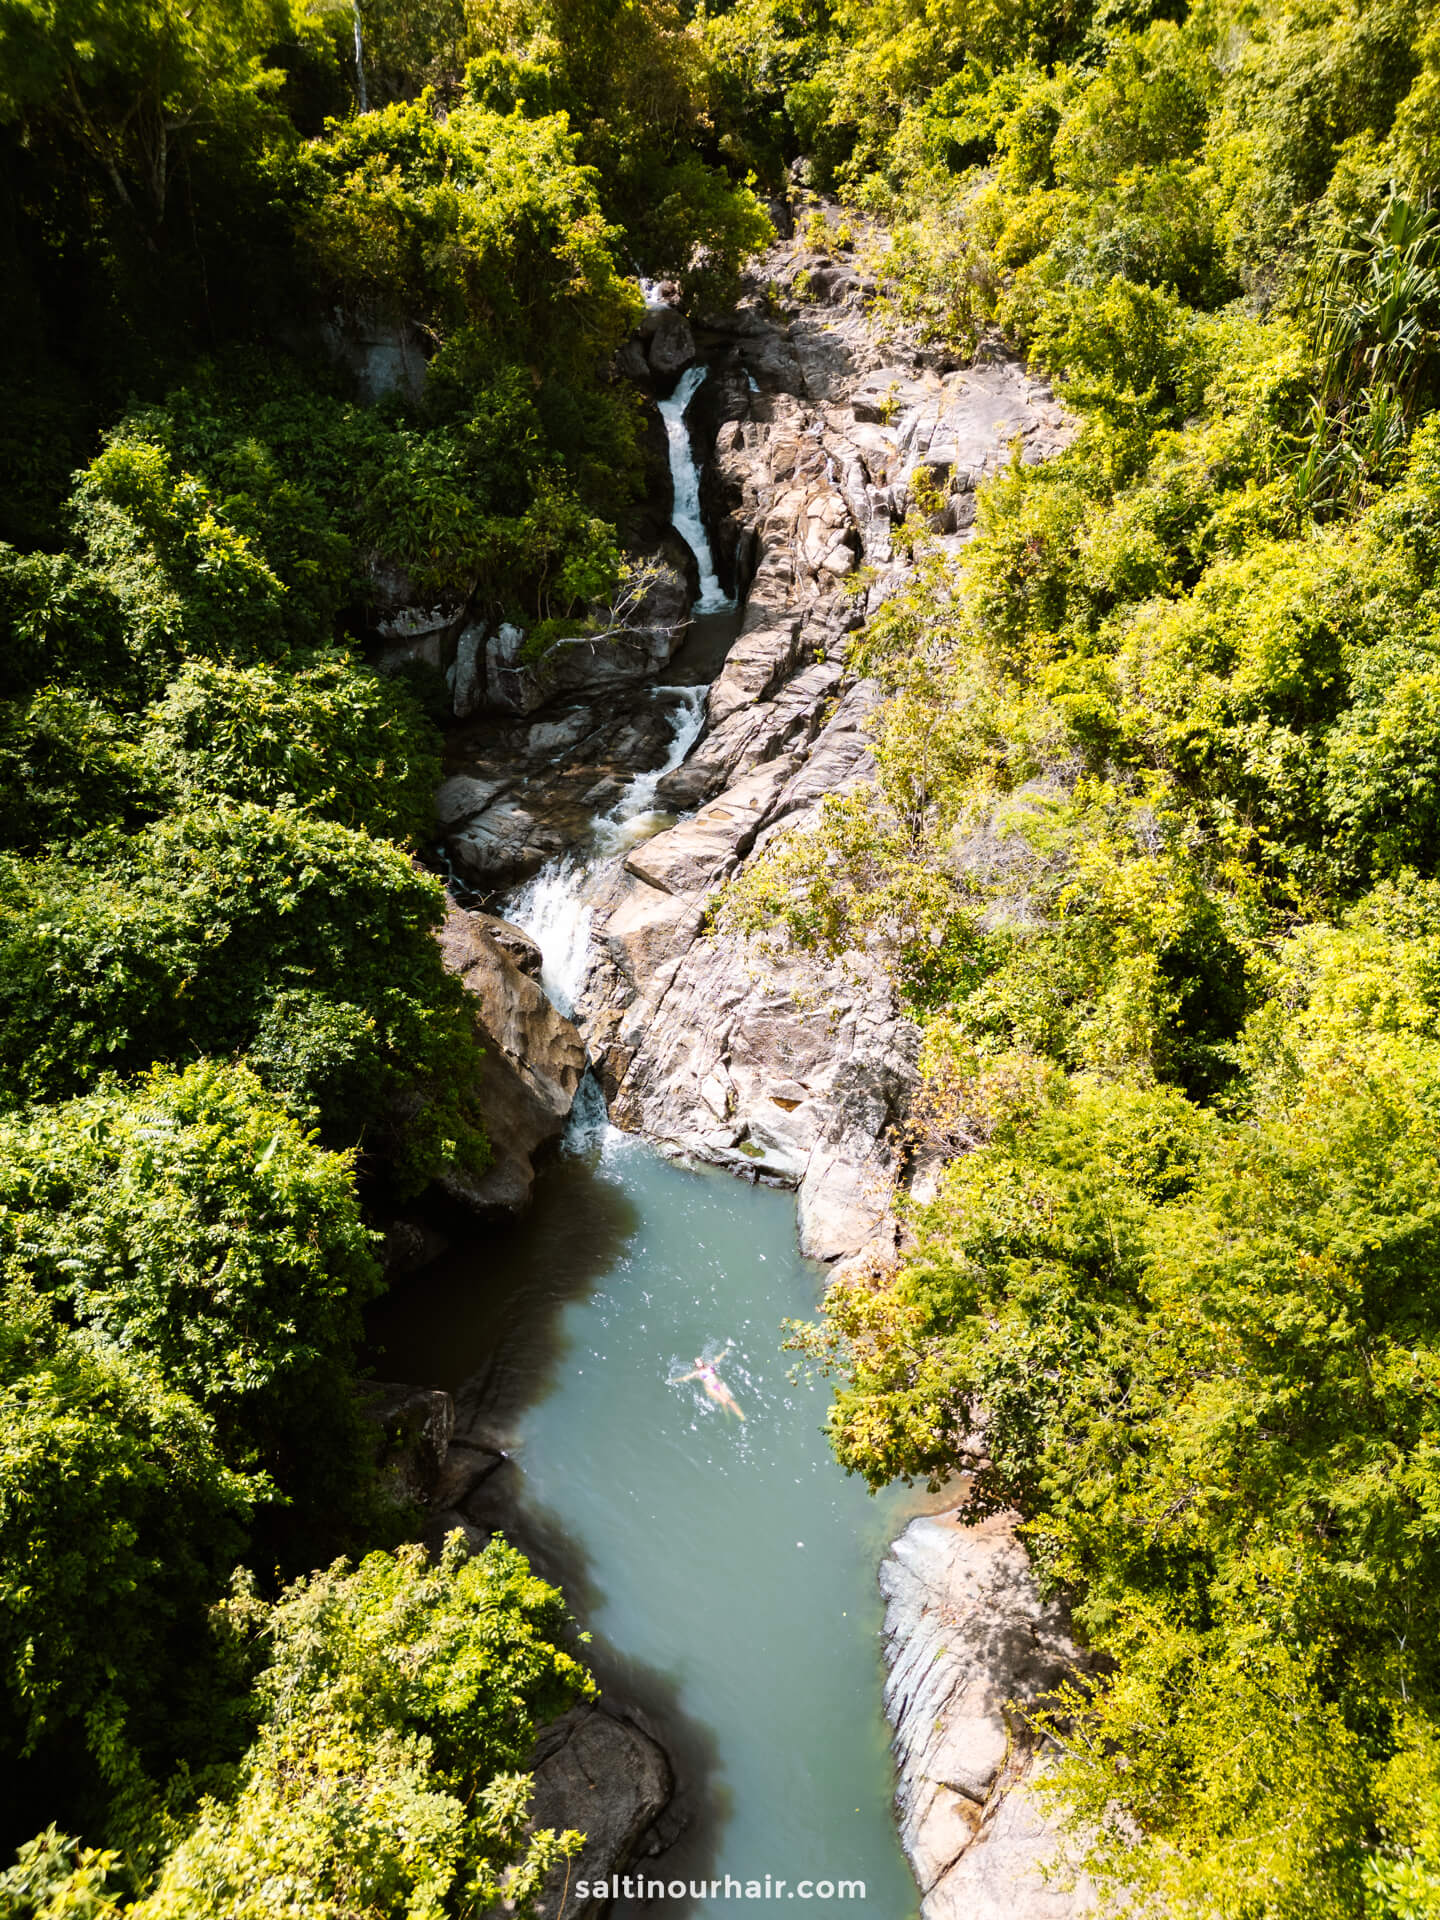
[0,1294,257,1847]
[0,1063,382,1479]
[0,806,488,1187]
[136,1537,592,1920]
[141,655,440,844]
[0,0,296,237]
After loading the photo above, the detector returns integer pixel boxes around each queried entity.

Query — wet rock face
[447,565,692,722]
[361,1382,454,1504]
[435,904,585,1212]
[881,1511,1095,1920]
[642,302,698,383]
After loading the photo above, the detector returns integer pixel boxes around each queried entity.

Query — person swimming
[670,1349,746,1420]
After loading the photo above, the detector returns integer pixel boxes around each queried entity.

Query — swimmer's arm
[669,1367,703,1383]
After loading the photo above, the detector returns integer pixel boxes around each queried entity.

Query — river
[373,361,926,1918]
[371,1117,923,1916]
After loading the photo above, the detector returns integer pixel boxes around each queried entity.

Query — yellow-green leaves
[136,1538,593,1920]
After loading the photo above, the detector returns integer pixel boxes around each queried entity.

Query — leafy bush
[0,806,487,1187]
[293,96,641,372]
[0,1063,380,1464]
[135,1537,592,1920]
[141,655,440,843]
[69,436,292,679]
[0,1294,257,1844]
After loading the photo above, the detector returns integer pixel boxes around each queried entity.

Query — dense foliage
[132,1538,592,1920]
[21,0,1440,1908]
[0,1538,592,1919]
[707,0,1440,1913]
[0,0,774,1906]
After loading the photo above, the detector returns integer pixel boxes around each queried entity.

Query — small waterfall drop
[505,686,708,1012]
[561,1068,616,1154]
[505,856,594,1015]
[609,684,706,826]
[659,366,732,614]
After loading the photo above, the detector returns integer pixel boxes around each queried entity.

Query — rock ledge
[881,1509,1094,1920]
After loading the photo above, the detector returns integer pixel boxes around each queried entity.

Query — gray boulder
[527,1706,675,1920]
[881,1511,1095,1920]
[642,304,697,380]
[452,622,488,719]
[361,1382,454,1505]
[466,911,544,978]
[447,797,565,890]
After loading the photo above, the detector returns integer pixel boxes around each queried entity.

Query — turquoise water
[371,1115,923,1918]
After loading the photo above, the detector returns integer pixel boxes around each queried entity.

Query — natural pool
[370,1110,924,1918]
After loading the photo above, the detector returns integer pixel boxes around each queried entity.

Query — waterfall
[609,686,706,825]
[505,687,708,1013]
[505,367,725,1013]
[659,367,732,614]
[504,856,595,1016]
[561,1068,616,1154]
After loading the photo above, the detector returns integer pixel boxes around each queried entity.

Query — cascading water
[659,365,733,614]
[609,683,706,825]
[503,854,594,1016]
[505,684,707,1012]
[504,374,721,998]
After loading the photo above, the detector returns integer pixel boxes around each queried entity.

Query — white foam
[659,366,733,614]
[505,855,594,1016]
[504,687,707,1013]
[609,686,707,826]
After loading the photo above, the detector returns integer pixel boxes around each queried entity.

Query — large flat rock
[623,757,797,897]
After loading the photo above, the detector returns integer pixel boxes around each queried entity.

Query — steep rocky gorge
[393,226,1089,1919]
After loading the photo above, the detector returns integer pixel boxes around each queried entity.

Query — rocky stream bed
[375,219,1092,1920]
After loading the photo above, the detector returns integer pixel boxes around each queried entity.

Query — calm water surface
[371,1115,924,1919]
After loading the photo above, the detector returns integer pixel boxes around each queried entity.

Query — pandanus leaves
[1299,190,1440,513]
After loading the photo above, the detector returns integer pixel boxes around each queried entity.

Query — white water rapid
[502,854,594,1016]
[659,365,733,614]
[505,684,706,1014]
[609,683,706,824]
[505,355,722,1010]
